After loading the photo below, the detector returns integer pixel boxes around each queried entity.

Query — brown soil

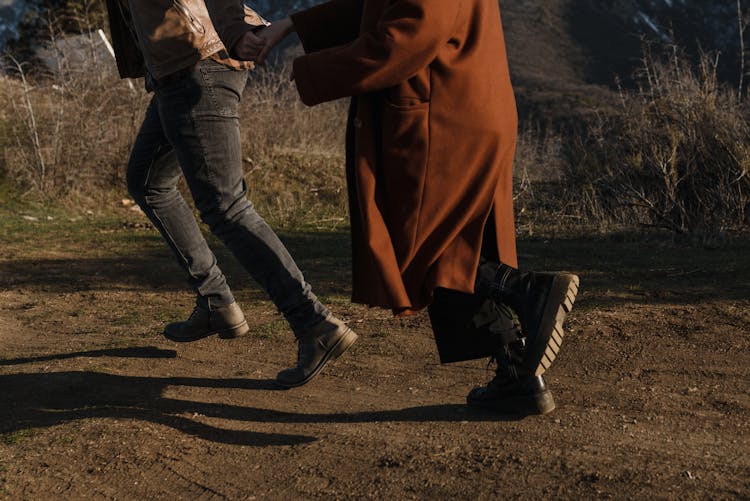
[0,213,748,500]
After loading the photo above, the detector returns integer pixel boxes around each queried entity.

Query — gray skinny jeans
[126,58,329,336]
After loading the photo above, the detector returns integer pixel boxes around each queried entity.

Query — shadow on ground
[0,232,352,297]
[517,237,750,308]
[0,347,523,447]
[0,346,178,366]
[1,231,748,308]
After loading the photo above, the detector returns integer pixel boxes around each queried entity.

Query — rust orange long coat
[291,0,518,311]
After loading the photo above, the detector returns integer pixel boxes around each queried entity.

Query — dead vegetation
[1,29,748,237]
[562,48,750,236]
[0,50,147,199]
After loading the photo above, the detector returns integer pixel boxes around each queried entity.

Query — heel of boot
[530,390,556,415]
[218,321,250,339]
[330,329,358,360]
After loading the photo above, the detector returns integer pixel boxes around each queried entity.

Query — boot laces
[485,301,524,383]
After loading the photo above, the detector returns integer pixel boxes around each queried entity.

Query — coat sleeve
[105,0,145,79]
[204,0,254,56]
[293,0,461,106]
[290,0,364,54]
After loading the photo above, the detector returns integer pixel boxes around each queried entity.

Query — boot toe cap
[275,367,309,388]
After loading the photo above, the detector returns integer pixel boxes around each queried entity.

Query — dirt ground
[0,209,748,500]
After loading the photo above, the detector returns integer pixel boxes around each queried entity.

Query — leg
[475,203,579,376]
[428,286,555,415]
[154,60,330,336]
[461,217,579,414]
[127,97,237,309]
[154,60,355,385]
[475,258,579,376]
[127,97,249,340]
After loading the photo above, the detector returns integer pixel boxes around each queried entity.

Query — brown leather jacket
[105,0,267,79]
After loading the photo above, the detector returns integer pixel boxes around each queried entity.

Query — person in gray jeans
[107,0,356,388]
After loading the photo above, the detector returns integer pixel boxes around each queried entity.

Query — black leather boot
[164,301,250,342]
[477,261,579,376]
[276,315,358,388]
[467,372,555,415]
[467,339,555,415]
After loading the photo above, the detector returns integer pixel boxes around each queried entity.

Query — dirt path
[0,213,748,499]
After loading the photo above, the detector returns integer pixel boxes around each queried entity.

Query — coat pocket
[379,100,431,265]
[173,0,206,35]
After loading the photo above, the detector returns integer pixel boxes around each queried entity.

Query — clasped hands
[233,16,295,66]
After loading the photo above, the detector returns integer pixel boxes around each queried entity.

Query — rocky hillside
[502,0,747,120]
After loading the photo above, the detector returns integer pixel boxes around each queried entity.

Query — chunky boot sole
[276,328,358,389]
[164,320,250,343]
[524,274,579,376]
[467,389,556,415]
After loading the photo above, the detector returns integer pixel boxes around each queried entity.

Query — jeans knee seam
[141,147,193,269]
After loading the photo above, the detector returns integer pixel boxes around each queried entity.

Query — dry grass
[239,62,348,230]
[562,48,750,237]
[1,52,147,201]
[0,50,349,229]
[2,40,749,237]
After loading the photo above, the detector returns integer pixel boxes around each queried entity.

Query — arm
[293,0,461,106]
[240,0,363,64]
[290,0,364,54]
[204,0,260,57]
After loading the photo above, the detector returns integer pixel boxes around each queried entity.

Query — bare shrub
[1,27,148,201]
[564,47,750,235]
[512,127,571,236]
[0,35,348,228]
[6,21,746,237]
[238,60,349,229]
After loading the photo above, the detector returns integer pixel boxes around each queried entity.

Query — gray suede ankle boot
[164,301,250,342]
[276,316,358,388]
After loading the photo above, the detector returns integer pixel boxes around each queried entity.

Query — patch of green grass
[0,199,167,259]
[517,237,750,311]
[146,301,191,325]
[254,318,289,340]
[112,311,144,326]
[2,429,36,445]
[52,435,75,446]
[2,203,749,323]
[317,295,352,306]
[105,337,136,349]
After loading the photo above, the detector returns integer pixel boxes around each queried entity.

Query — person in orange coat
[236,0,579,414]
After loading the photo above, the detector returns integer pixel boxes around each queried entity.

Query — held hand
[254,17,295,65]
[233,30,266,60]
